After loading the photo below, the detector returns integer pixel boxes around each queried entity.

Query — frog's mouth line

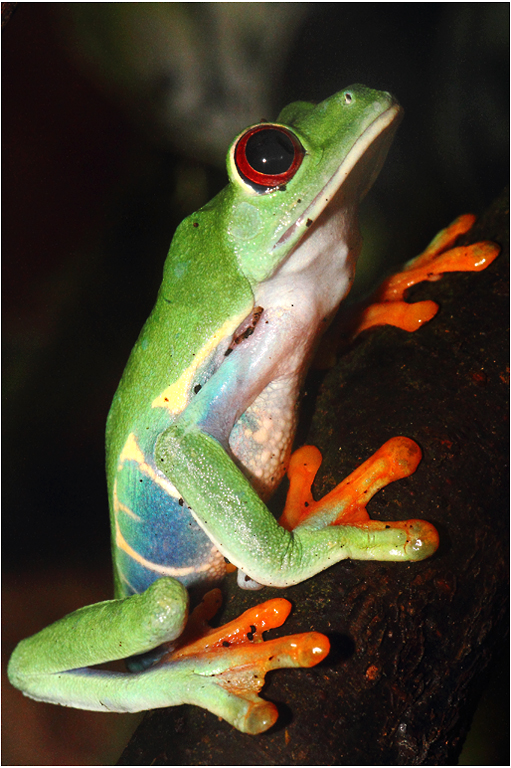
[274,102,403,250]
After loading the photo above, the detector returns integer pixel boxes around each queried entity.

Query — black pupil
[245,129,295,175]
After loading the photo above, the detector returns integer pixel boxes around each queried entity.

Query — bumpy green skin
[8,87,430,731]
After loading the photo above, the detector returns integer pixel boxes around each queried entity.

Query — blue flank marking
[115,440,218,595]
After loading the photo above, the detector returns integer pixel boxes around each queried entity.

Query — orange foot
[347,214,499,339]
[159,589,329,734]
[279,436,438,559]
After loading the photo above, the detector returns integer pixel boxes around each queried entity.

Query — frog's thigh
[8,578,189,710]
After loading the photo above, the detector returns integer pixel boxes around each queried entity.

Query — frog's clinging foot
[158,590,330,734]
[346,214,500,340]
[279,436,439,561]
[8,581,329,733]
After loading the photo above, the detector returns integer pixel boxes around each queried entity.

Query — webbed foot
[157,589,329,734]
[347,214,499,339]
[279,436,439,561]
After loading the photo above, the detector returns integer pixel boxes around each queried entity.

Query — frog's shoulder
[162,188,245,299]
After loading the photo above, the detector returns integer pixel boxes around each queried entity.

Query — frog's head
[222,85,403,284]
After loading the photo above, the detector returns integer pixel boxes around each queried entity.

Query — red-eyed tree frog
[9,85,497,735]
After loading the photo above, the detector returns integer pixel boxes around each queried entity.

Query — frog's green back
[105,187,254,483]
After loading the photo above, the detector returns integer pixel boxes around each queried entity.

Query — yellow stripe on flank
[118,432,181,499]
[119,431,146,465]
[115,493,141,522]
[151,312,248,415]
[114,519,216,578]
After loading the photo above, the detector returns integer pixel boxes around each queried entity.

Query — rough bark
[119,190,508,766]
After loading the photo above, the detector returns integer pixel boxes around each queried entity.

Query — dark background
[3,3,508,764]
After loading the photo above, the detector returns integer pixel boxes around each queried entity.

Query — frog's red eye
[234,125,305,190]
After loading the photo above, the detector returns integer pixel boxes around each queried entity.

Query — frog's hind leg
[8,577,329,734]
[159,589,329,734]
[279,437,438,557]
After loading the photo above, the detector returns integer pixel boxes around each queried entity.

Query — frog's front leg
[8,578,329,733]
[156,422,438,590]
[345,214,500,340]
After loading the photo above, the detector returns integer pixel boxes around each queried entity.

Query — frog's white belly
[226,196,359,500]
[229,375,300,499]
